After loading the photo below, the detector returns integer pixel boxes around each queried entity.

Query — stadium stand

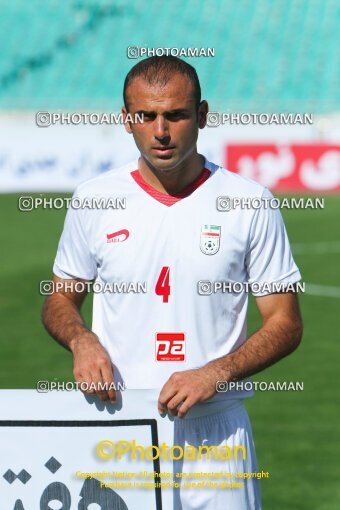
[0,0,339,112]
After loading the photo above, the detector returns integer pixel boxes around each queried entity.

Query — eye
[166,111,188,121]
[143,113,155,121]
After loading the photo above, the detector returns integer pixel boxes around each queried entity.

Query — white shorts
[172,399,261,510]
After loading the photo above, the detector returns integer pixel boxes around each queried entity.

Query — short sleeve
[53,191,97,280]
[245,188,301,296]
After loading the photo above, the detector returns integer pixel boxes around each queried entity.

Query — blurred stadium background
[0,1,339,509]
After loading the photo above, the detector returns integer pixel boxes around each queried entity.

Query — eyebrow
[135,108,191,115]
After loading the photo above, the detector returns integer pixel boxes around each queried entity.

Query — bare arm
[158,292,303,417]
[207,291,303,381]
[42,275,116,402]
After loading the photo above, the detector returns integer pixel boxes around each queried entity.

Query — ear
[197,100,209,129]
[122,106,133,134]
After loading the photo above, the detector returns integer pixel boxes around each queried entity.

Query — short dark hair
[123,55,201,110]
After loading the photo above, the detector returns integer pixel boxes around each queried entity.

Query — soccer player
[42,55,303,510]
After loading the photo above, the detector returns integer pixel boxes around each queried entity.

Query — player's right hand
[70,332,116,403]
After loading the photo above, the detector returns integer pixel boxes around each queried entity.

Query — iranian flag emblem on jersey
[200,225,221,255]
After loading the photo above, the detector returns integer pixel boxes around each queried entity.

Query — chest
[89,198,251,284]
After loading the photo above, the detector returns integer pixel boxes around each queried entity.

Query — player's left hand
[158,367,217,418]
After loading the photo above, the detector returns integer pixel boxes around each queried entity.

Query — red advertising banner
[225,144,340,191]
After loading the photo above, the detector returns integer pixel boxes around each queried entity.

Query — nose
[154,115,170,142]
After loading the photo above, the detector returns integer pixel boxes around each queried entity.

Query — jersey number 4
[155,266,170,303]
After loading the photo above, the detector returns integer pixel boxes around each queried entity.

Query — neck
[138,152,205,195]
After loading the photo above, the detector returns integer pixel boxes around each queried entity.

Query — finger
[74,372,96,394]
[177,397,195,418]
[166,392,187,416]
[100,363,116,403]
[89,374,111,402]
[158,383,177,414]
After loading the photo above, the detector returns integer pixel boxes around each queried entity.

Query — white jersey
[53,157,301,394]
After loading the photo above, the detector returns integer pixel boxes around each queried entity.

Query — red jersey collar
[130,167,211,206]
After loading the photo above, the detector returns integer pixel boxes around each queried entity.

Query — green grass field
[0,193,339,509]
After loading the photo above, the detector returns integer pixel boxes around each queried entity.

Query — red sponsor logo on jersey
[156,333,185,361]
[106,229,129,243]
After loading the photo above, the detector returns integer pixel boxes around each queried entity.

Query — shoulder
[206,158,269,198]
[73,160,138,197]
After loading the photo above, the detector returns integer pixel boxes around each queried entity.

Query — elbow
[290,317,303,353]
[41,295,52,331]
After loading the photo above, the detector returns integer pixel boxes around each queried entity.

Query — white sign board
[0,390,174,509]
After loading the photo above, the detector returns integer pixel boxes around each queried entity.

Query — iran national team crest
[200,224,221,255]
